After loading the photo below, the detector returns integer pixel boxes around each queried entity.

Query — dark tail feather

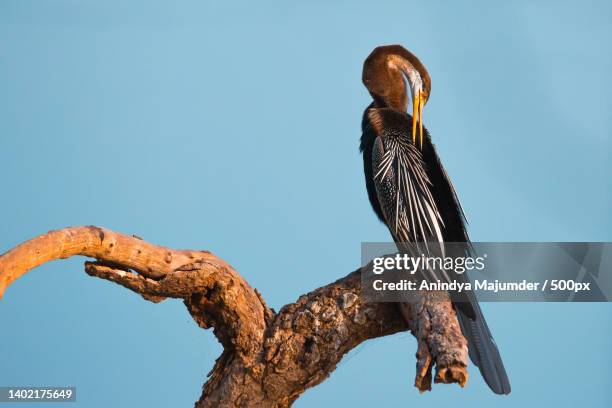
[456,299,511,395]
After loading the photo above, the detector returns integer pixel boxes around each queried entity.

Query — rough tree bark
[0,226,469,407]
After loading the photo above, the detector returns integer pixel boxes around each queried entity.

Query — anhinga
[360,45,511,394]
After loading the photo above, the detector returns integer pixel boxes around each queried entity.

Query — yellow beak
[411,90,425,149]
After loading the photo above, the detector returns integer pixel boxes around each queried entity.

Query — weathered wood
[0,226,469,407]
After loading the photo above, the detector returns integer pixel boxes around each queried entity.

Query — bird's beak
[411,89,425,149]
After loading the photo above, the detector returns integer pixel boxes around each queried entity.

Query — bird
[359,44,511,395]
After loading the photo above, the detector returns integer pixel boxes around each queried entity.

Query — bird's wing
[371,132,447,267]
[372,133,511,393]
[372,132,456,285]
[371,130,511,394]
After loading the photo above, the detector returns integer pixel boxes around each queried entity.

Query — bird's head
[362,44,431,148]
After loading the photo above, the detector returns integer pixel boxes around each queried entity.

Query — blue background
[1,1,611,407]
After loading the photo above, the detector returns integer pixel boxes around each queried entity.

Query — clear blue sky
[1,1,611,407]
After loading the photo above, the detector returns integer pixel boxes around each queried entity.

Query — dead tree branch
[0,226,468,407]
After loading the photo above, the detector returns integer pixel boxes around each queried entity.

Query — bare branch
[0,226,469,407]
[400,294,468,392]
[0,226,269,362]
[0,226,213,294]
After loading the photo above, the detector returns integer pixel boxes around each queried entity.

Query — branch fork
[0,226,469,407]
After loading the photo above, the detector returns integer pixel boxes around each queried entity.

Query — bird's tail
[456,297,511,395]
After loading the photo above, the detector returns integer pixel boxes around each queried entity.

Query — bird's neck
[373,90,408,113]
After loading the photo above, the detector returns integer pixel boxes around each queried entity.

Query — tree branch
[0,226,468,407]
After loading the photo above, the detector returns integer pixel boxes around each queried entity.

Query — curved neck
[370,65,410,112]
[362,45,429,113]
